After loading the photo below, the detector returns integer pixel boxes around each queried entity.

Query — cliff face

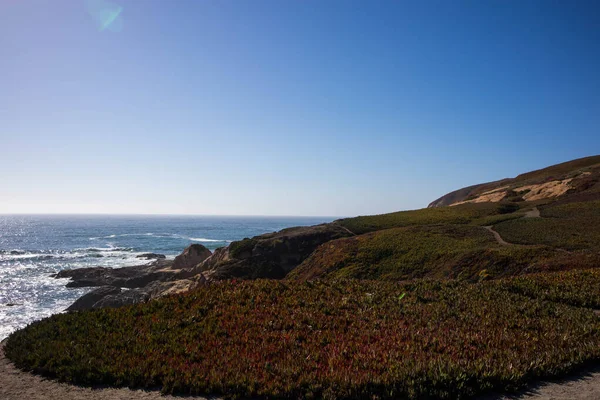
[181,223,354,281]
[428,155,600,208]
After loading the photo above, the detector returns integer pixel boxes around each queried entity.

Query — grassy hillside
[336,202,503,235]
[493,200,600,250]
[7,274,600,399]
[514,155,600,183]
[496,268,600,308]
[289,224,562,282]
[294,164,600,282]
[428,155,600,208]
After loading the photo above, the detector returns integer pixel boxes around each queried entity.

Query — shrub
[497,203,520,214]
[228,238,257,258]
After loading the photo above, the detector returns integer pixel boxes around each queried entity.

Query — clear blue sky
[1,0,599,216]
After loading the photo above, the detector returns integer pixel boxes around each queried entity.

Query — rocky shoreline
[55,223,352,311]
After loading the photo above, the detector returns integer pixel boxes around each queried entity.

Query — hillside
[52,155,600,306]
[6,155,600,399]
[286,156,600,282]
[428,155,600,208]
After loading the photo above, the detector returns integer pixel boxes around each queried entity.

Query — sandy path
[334,223,357,236]
[0,344,210,400]
[484,207,541,246]
[483,366,600,399]
[524,207,541,218]
[484,225,511,246]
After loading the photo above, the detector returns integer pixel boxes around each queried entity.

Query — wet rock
[136,253,166,260]
[67,286,122,311]
[55,259,176,288]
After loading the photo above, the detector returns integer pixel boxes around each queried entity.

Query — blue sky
[1,0,599,216]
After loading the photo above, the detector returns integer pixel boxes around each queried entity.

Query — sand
[482,366,600,400]
[515,179,575,202]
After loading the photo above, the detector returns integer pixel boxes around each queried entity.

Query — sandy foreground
[2,343,600,400]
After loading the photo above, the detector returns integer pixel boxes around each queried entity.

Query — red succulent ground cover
[6,275,600,399]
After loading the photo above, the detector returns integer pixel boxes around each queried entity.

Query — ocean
[0,214,334,340]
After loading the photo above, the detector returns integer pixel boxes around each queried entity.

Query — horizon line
[0,212,347,219]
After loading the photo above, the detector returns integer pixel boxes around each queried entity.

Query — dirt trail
[334,223,357,236]
[484,225,511,245]
[484,366,600,399]
[485,207,541,246]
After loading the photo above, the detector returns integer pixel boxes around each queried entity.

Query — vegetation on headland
[288,224,570,282]
[495,268,600,308]
[6,274,600,399]
[6,155,600,399]
[337,203,502,235]
[494,200,600,250]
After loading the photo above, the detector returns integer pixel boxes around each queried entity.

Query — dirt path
[484,207,541,246]
[0,344,210,400]
[335,223,357,236]
[483,365,600,399]
[484,225,511,245]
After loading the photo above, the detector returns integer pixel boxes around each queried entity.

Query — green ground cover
[336,203,502,235]
[496,268,600,308]
[288,224,567,282]
[6,277,600,399]
[494,200,600,249]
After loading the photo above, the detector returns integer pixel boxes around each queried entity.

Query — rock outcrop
[55,259,176,288]
[171,244,212,270]
[186,223,354,280]
[67,286,122,311]
[58,225,353,311]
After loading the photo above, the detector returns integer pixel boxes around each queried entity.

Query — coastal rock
[71,280,205,310]
[67,286,122,311]
[171,244,212,270]
[60,223,352,310]
[136,253,166,260]
[194,223,354,280]
[92,289,150,309]
[55,259,177,288]
[145,279,203,299]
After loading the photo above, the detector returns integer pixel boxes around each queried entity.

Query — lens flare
[85,0,124,32]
